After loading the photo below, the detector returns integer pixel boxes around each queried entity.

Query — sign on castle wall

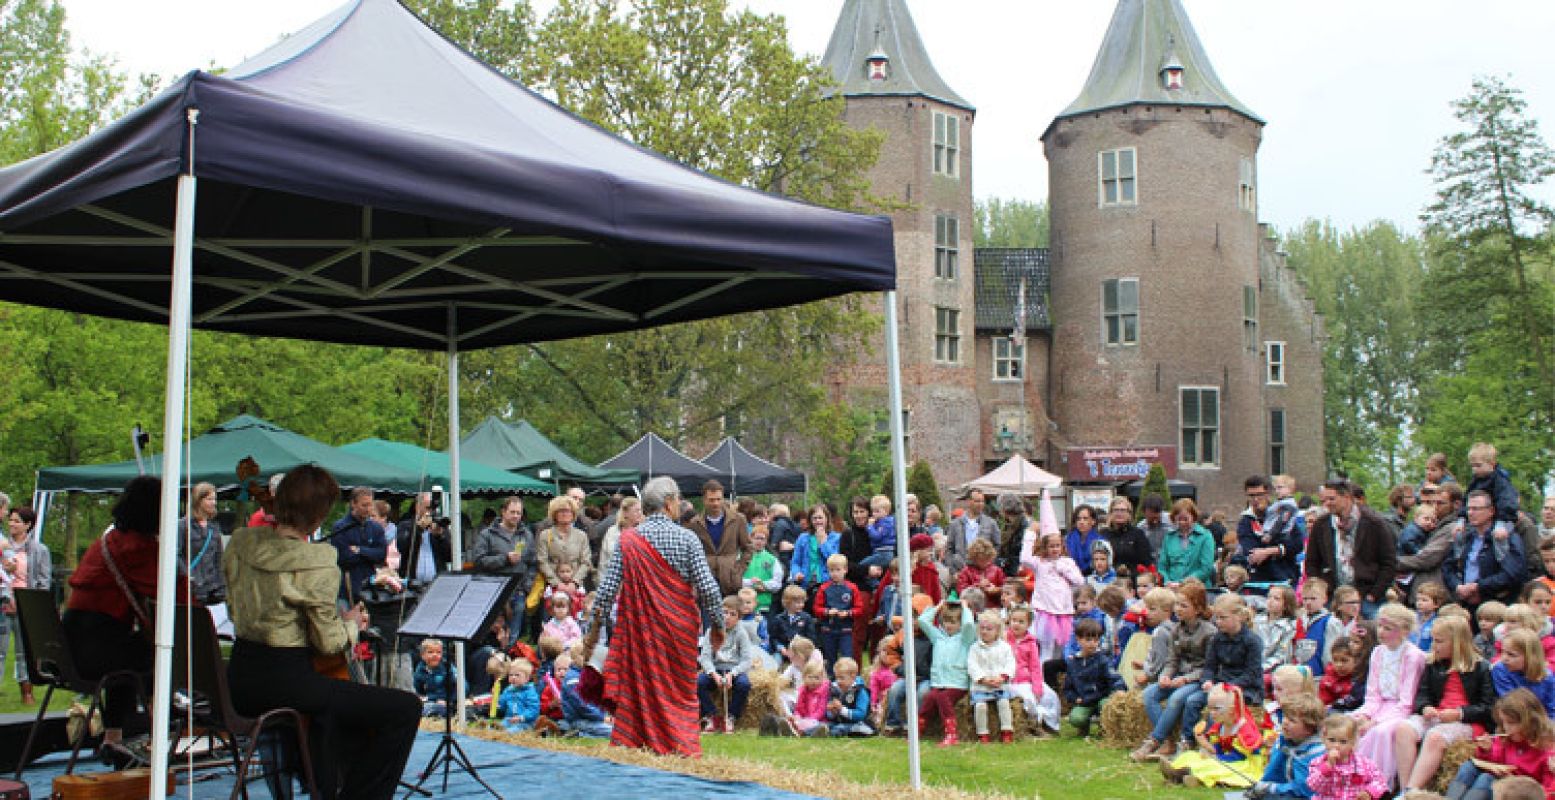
[1065,446,1178,481]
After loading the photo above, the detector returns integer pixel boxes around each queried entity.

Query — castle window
[1239,158,1256,212]
[993,337,1023,381]
[1102,278,1139,346]
[1266,341,1286,385]
[1180,386,1220,468]
[1098,148,1137,206]
[933,112,959,177]
[1243,286,1258,351]
[934,306,961,363]
[934,214,959,279]
[1269,408,1287,475]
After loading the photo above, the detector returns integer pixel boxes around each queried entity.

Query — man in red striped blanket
[586,476,724,757]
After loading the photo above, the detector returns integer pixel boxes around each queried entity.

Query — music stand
[396,572,516,800]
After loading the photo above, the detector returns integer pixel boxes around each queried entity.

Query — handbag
[98,529,154,638]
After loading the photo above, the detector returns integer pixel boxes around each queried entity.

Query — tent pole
[447,305,468,726]
[883,290,921,790]
[150,137,198,800]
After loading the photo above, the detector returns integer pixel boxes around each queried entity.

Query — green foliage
[1282,220,1429,491]
[974,196,1049,248]
[906,460,942,512]
[1135,463,1171,522]
[1416,76,1555,500]
[804,402,890,508]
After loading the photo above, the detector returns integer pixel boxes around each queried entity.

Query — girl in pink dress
[1020,529,1084,661]
[1352,603,1428,788]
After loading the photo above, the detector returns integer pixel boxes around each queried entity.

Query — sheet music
[447,578,505,640]
[396,573,512,640]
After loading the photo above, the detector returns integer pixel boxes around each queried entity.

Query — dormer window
[866,49,889,81]
[1162,64,1184,91]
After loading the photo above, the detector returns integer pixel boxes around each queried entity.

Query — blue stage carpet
[21,730,824,799]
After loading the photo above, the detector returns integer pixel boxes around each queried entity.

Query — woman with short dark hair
[225,465,419,799]
[62,476,190,767]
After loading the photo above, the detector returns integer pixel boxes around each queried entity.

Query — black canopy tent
[0,0,905,789]
[598,433,724,497]
[698,437,807,496]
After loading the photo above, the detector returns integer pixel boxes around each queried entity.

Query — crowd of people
[6,438,1555,800]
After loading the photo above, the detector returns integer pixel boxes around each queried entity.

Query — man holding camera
[397,491,452,587]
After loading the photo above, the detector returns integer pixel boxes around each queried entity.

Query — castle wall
[1257,227,1328,495]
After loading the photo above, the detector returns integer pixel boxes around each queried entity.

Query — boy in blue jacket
[812,554,864,672]
[1464,442,1520,533]
[1250,693,1325,799]
[497,659,542,733]
[1063,618,1124,737]
[557,644,611,738]
[413,639,455,717]
[826,657,874,737]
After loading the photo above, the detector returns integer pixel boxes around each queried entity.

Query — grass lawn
[698,732,1220,800]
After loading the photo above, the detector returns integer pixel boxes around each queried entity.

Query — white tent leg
[883,290,920,790]
[447,306,467,726]
[149,167,197,800]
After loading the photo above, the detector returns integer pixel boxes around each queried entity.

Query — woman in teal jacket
[1158,499,1217,586]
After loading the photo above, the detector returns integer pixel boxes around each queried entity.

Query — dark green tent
[460,416,639,492]
[339,438,551,496]
[36,415,427,493]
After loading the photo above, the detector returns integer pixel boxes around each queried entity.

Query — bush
[1135,463,1171,522]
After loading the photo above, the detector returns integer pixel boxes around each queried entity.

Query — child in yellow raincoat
[1163,683,1268,788]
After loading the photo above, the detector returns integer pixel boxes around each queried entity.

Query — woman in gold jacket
[224,464,419,800]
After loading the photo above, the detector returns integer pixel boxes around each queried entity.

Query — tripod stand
[406,707,501,799]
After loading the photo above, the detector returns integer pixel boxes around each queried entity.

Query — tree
[906,460,942,513]
[1416,76,1555,499]
[1283,220,1429,489]
[975,197,1049,248]
[1135,463,1171,523]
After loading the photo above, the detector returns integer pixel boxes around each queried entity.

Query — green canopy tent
[460,416,639,492]
[35,414,427,493]
[340,437,551,496]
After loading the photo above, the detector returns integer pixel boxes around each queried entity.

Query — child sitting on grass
[1305,715,1386,800]
[1162,682,1268,789]
[826,657,874,737]
[497,658,542,733]
[556,642,611,738]
[414,638,455,718]
[1062,617,1122,738]
[777,635,822,715]
[1249,692,1325,800]
[761,660,829,738]
[967,609,1016,744]
[917,599,977,747]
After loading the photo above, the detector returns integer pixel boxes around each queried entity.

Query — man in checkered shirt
[585,476,725,755]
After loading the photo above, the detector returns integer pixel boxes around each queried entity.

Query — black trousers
[230,639,420,800]
[61,609,152,729]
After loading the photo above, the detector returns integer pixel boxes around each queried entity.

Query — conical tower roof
[822,0,973,112]
[1054,0,1259,124]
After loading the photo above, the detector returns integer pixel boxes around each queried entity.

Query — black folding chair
[12,588,145,778]
[170,604,318,800]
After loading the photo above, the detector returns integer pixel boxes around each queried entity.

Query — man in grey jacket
[945,489,1000,574]
[472,496,538,638]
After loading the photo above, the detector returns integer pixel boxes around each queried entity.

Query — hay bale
[1433,738,1478,793]
[1100,689,1152,747]
[916,695,1029,740]
[738,668,784,731]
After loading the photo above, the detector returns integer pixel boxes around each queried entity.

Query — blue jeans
[817,627,853,672]
[697,672,750,719]
[1142,682,1206,743]
[885,679,931,729]
[1449,761,1497,799]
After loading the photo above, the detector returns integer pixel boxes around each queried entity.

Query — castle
[822,0,1325,513]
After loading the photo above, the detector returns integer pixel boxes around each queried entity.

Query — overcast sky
[57,0,1555,235]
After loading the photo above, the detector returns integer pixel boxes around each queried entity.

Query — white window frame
[993,337,1024,381]
[933,112,960,178]
[1266,340,1286,385]
[1101,278,1140,346]
[934,214,959,280]
[934,306,961,364]
[1239,157,1256,212]
[1098,147,1137,207]
[1269,407,1287,475]
[1179,386,1221,468]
